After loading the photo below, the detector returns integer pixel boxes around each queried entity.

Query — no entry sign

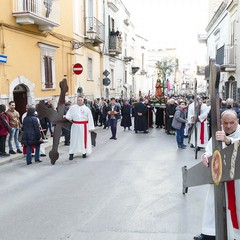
[73,63,83,75]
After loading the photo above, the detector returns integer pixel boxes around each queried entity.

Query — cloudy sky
[121,0,209,64]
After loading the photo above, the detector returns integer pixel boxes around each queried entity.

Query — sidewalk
[0,136,55,166]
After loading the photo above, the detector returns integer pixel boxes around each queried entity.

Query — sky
[121,0,209,65]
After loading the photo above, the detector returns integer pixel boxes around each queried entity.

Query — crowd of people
[1,94,240,239]
[1,95,240,162]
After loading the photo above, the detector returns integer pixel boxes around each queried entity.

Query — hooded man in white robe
[65,97,94,160]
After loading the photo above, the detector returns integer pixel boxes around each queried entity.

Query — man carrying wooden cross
[194,109,240,240]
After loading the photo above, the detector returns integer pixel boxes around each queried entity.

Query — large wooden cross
[36,77,72,165]
[182,60,239,239]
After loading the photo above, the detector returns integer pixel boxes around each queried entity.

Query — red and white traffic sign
[73,63,83,75]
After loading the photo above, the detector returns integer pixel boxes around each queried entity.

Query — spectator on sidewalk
[6,101,22,154]
[45,98,54,137]
[172,100,188,149]
[0,104,11,157]
[63,101,71,146]
[22,105,47,158]
[21,106,43,165]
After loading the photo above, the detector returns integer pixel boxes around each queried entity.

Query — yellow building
[0,0,104,117]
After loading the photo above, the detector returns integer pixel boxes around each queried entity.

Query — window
[124,70,127,84]
[230,20,236,46]
[43,56,53,88]
[87,57,93,80]
[73,0,81,34]
[38,43,57,89]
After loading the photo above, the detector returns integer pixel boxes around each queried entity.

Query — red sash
[227,180,239,229]
[198,119,206,144]
[72,121,88,149]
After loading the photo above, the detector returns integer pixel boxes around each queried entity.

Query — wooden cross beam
[182,141,240,190]
[36,78,72,165]
[182,60,228,239]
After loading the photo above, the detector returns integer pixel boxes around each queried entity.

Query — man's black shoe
[69,154,74,160]
[9,150,16,154]
[35,160,42,163]
[17,149,23,153]
[193,233,215,240]
[64,142,70,146]
[82,154,86,158]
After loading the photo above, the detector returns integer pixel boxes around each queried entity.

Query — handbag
[91,131,97,146]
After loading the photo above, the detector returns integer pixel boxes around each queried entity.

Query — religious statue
[155,79,163,97]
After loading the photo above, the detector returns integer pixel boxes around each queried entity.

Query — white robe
[201,124,240,239]
[66,104,94,155]
[189,103,210,147]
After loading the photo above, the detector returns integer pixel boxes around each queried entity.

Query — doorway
[13,84,28,122]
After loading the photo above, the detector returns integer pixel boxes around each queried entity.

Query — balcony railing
[221,44,236,72]
[85,17,104,44]
[109,35,122,55]
[224,45,236,65]
[12,0,59,31]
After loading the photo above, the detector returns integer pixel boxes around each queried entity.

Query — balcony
[222,45,236,72]
[197,33,207,44]
[12,0,59,31]
[85,17,104,44]
[109,35,122,56]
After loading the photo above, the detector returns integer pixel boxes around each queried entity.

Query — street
[0,125,208,240]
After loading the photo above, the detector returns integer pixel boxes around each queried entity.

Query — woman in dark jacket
[172,101,188,149]
[21,107,42,165]
[0,104,11,156]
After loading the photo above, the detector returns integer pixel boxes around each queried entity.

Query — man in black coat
[134,97,148,133]
[120,99,132,131]
[107,98,120,140]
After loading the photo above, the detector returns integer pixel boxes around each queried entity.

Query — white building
[205,0,239,100]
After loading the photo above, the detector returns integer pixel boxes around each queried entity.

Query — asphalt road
[0,124,208,240]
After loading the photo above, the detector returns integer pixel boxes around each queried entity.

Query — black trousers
[0,135,7,154]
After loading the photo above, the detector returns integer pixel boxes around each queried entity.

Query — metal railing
[109,35,122,54]
[86,17,104,43]
[224,44,236,65]
[12,0,59,24]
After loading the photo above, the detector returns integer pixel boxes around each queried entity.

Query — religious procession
[0,64,239,240]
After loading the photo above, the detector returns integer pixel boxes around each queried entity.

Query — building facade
[205,0,240,101]
[0,0,104,117]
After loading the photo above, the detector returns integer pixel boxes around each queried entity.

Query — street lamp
[71,29,96,50]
